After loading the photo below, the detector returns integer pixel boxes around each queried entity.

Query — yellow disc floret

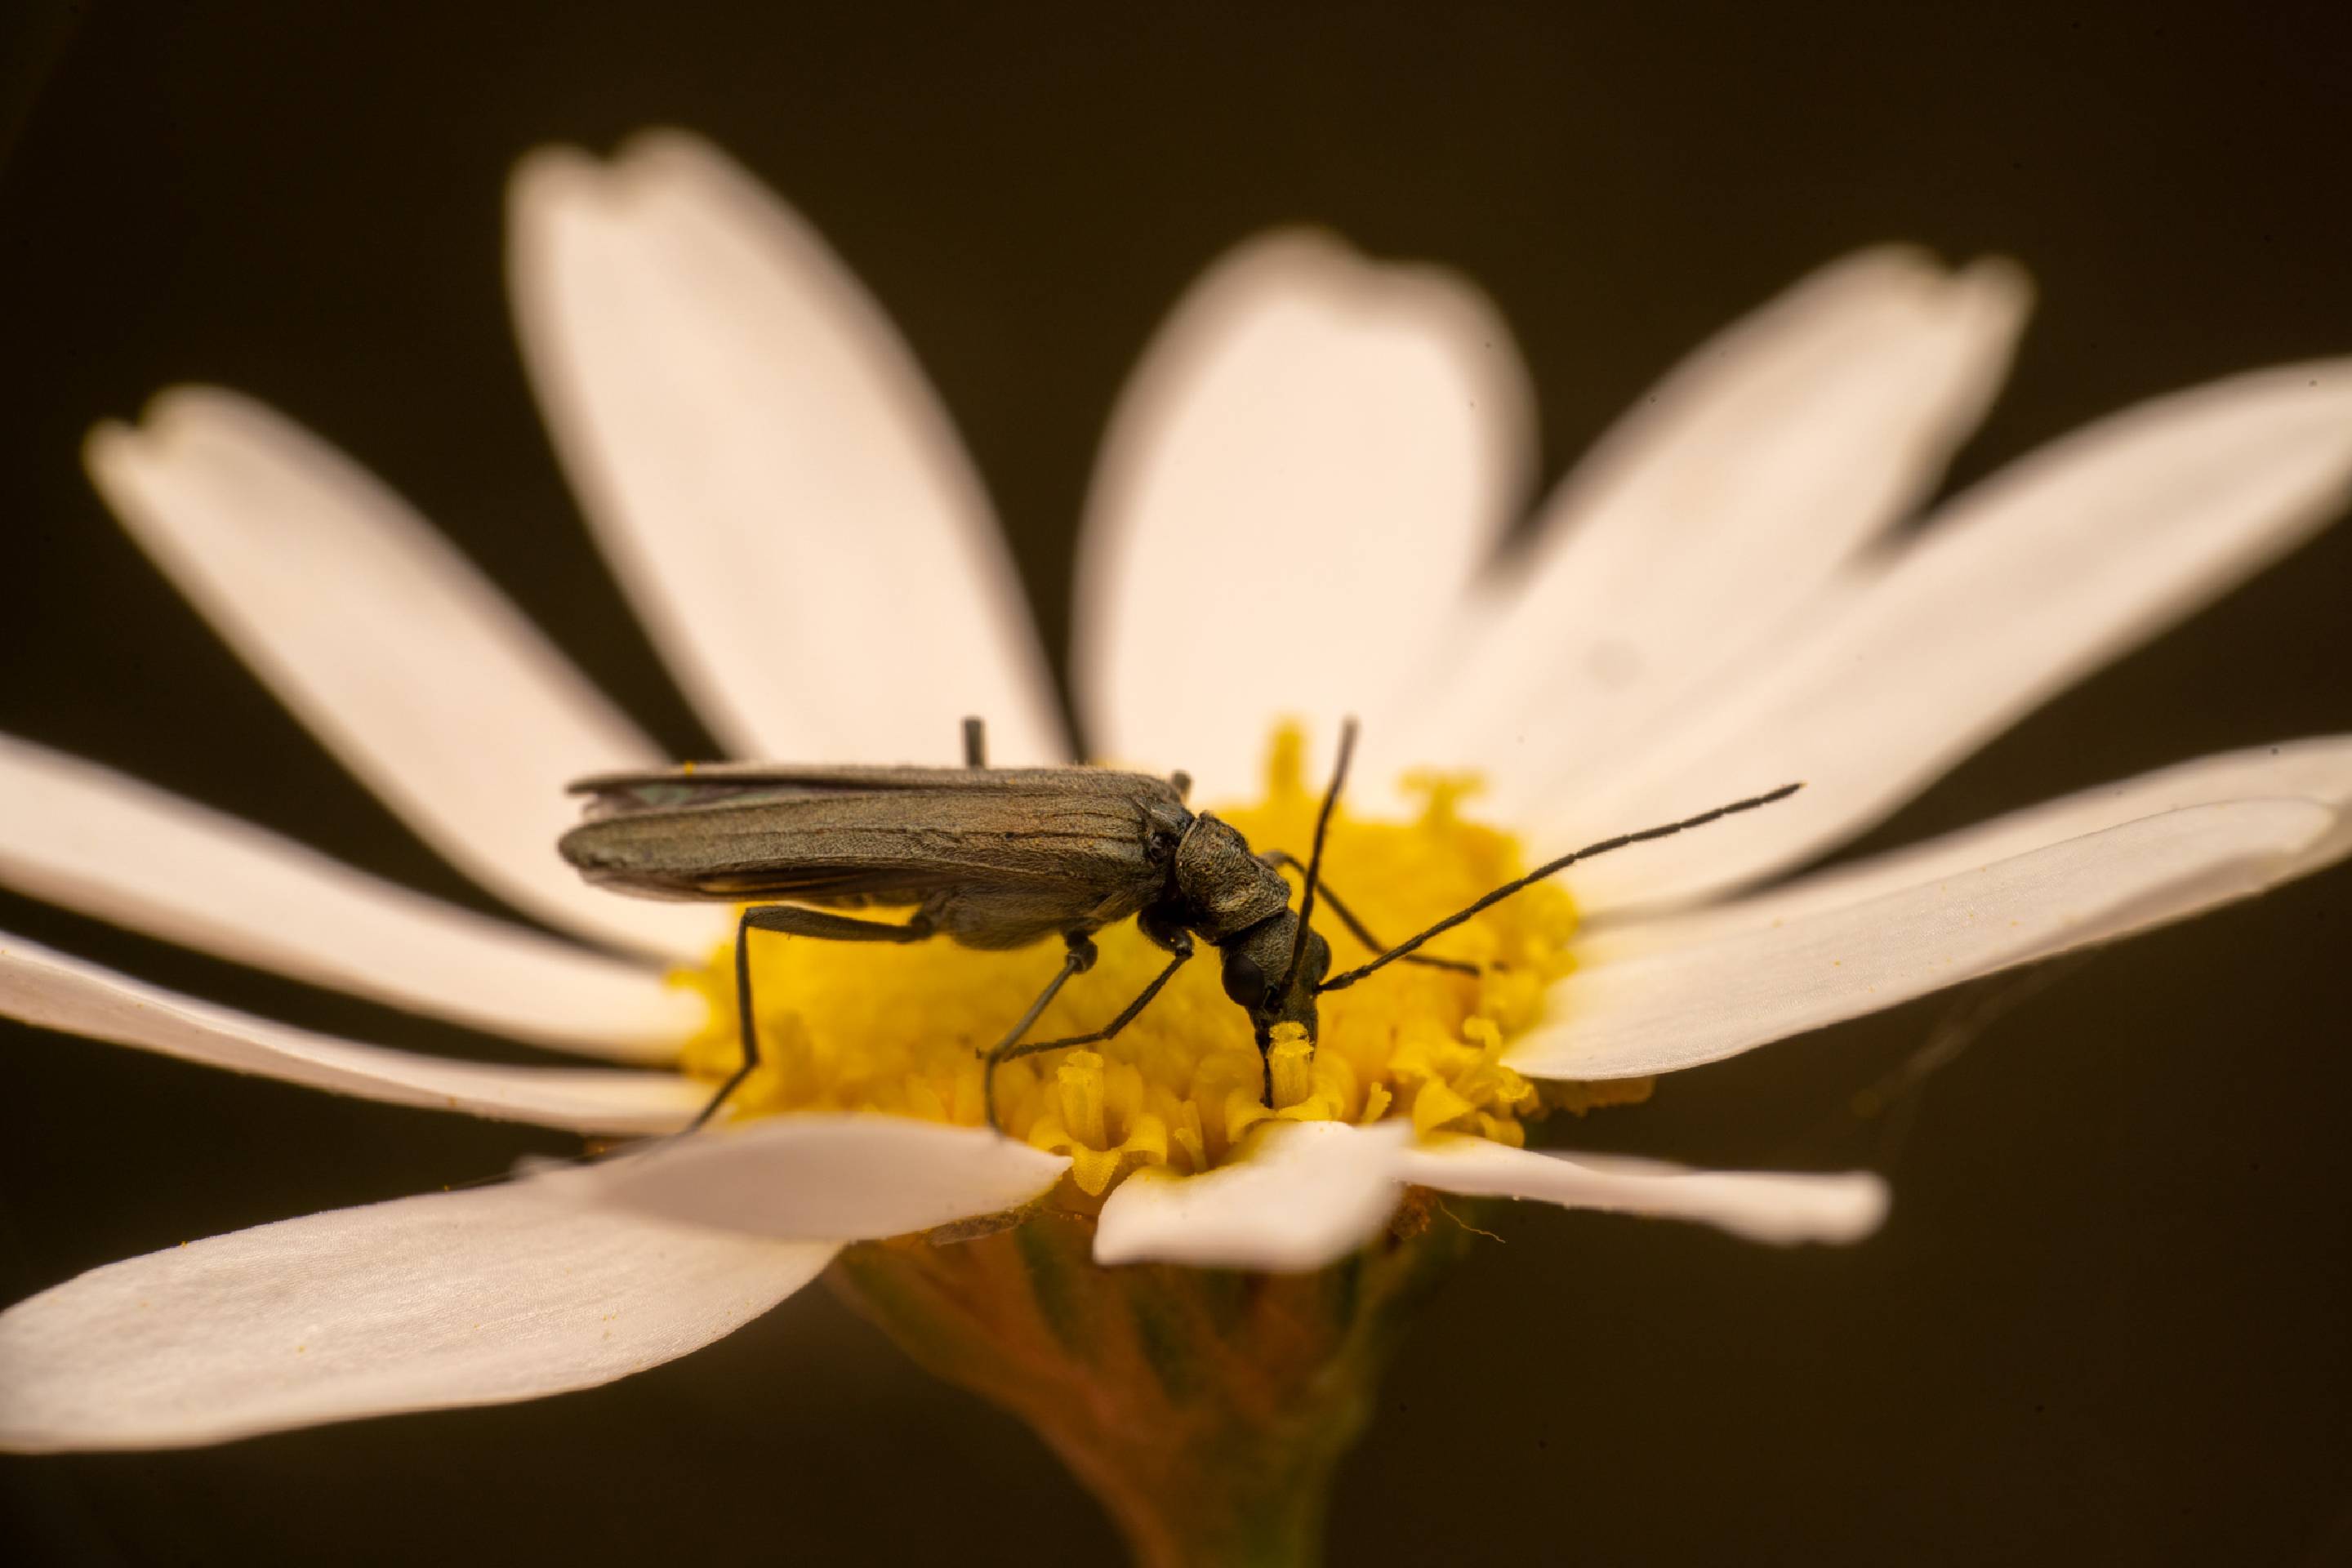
[671,725,1579,1197]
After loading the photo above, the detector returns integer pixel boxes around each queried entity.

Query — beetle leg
[1260,849,1477,976]
[991,929,1196,1070]
[978,930,1102,1130]
[690,902,936,1133]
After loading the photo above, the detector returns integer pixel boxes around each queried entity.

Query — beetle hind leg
[689,902,937,1133]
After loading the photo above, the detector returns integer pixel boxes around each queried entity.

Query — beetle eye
[1219,951,1267,1009]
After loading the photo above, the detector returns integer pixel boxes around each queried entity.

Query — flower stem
[827,1198,1471,1568]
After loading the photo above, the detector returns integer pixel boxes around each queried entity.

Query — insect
[560,717,1798,1130]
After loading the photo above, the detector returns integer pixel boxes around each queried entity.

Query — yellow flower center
[671,727,1584,1197]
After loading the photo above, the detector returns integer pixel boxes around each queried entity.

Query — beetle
[559,717,1797,1129]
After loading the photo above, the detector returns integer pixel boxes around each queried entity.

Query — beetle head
[1218,911,1329,1045]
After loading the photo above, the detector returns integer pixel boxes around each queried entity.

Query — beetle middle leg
[990,929,1196,1067]
[694,902,937,1133]
[977,930,1100,1129]
[978,915,1200,1130]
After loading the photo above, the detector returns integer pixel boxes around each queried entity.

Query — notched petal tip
[139,381,250,434]
[82,385,246,486]
[1948,252,2035,321]
[1076,220,1535,790]
[1181,225,1536,458]
[510,123,1064,765]
[104,384,305,471]
[1427,238,2039,814]
[77,368,723,959]
[506,142,605,219]
[608,124,737,189]
[78,415,140,475]
[513,129,734,223]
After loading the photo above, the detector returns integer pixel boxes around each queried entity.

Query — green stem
[826,1200,1470,1568]
[1041,1390,1349,1568]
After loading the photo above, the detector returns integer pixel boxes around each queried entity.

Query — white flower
[2,130,2348,1453]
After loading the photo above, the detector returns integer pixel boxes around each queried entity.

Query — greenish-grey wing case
[558,772,1192,911]
[567,764,1171,818]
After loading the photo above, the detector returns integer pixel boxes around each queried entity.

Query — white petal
[1407,250,2028,814]
[1510,800,2334,1081]
[529,1116,1070,1240]
[0,737,701,1061]
[1583,736,2352,963]
[1093,1120,1410,1272]
[83,388,723,960]
[1399,1138,1888,1245]
[508,131,1065,765]
[1074,230,1534,798]
[0,935,700,1135]
[1551,362,2352,910]
[0,1183,829,1451]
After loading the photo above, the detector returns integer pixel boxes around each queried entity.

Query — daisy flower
[2,130,2348,1558]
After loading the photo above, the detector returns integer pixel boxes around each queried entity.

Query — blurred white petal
[1584,736,2352,963]
[1432,252,2029,817]
[1074,230,1533,798]
[0,737,699,1061]
[0,935,700,1135]
[1548,362,2352,910]
[0,1185,828,1451]
[529,1116,1069,1240]
[1093,1120,1410,1272]
[509,131,1065,765]
[1400,1138,1889,1245]
[83,388,722,960]
[1511,800,2333,1080]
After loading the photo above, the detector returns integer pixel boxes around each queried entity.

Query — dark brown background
[2,2,2350,1563]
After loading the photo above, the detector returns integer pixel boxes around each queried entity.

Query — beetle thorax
[1169,815,1291,943]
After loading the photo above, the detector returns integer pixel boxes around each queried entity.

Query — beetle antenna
[1281,717,1358,997]
[1318,782,1803,995]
